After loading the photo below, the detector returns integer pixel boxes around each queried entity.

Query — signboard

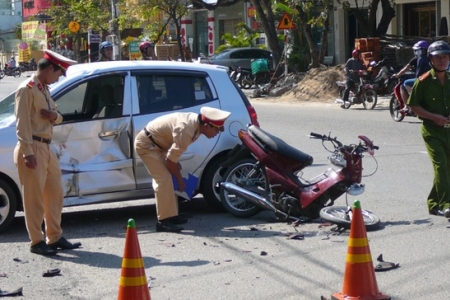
[69,21,80,33]
[129,41,141,60]
[22,21,47,41]
[90,34,101,43]
[277,12,296,30]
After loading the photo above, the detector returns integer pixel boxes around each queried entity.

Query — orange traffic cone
[331,200,390,300]
[118,219,151,300]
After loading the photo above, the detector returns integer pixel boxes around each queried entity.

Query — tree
[336,0,396,37]
[47,0,112,61]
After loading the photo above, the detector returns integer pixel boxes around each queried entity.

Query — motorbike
[336,70,378,110]
[389,76,416,122]
[19,58,37,72]
[0,63,21,79]
[219,125,381,230]
[367,58,396,95]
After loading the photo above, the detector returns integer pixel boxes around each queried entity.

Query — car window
[56,75,124,122]
[229,50,245,59]
[137,74,214,114]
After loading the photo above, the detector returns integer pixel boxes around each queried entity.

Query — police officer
[134,107,231,232]
[14,50,82,256]
[139,41,157,60]
[98,41,114,62]
[408,41,450,218]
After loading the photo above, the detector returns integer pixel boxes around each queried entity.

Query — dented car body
[0,61,259,232]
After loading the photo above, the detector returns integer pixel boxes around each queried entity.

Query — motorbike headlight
[329,153,347,167]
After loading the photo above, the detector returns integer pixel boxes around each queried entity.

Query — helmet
[413,40,429,50]
[139,41,154,52]
[351,49,360,58]
[427,41,450,57]
[99,41,113,51]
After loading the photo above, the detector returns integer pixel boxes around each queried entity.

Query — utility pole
[109,0,121,60]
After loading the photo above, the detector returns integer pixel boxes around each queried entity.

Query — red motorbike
[336,70,378,110]
[389,77,416,122]
[220,125,380,230]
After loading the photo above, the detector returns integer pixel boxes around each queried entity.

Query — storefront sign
[129,41,140,60]
[22,21,47,41]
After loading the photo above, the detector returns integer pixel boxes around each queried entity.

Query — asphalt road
[1,75,449,300]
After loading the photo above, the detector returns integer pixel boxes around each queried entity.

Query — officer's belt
[32,135,51,144]
[143,127,163,149]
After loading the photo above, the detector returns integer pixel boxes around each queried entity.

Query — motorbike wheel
[319,206,380,231]
[389,96,405,122]
[362,89,378,110]
[240,75,253,89]
[13,70,21,78]
[220,158,267,218]
[0,71,5,79]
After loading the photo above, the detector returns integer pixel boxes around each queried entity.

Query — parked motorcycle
[220,125,381,230]
[19,58,37,72]
[0,64,21,79]
[389,77,416,122]
[336,70,378,110]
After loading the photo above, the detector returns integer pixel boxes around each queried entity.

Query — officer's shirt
[408,69,450,124]
[144,112,200,162]
[15,74,63,156]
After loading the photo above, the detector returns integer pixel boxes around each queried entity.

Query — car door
[51,73,135,204]
[130,70,219,189]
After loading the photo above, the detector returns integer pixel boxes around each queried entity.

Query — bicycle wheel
[362,89,378,110]
[320,206,381,231]
[389,96,405,122]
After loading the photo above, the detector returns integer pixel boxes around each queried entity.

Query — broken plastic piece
[0,287,23,297]
[42,269,61,277]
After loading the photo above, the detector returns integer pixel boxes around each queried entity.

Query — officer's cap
[43,50,77,76]
[200,107,231,132]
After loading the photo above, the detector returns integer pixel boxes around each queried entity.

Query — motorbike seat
[248,125,313,165]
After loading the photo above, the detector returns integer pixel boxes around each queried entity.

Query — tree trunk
[250,0,282,68]
[298,6,319,68]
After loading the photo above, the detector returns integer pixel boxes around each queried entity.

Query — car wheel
[0,179,18,233]
[200,155,228,212]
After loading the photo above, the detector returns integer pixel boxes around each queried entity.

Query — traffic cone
[330,200,390,300]
[118,219,151,300]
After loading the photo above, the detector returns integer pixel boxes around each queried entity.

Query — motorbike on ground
[19,58,37,72]
[0,64,21,79]
[336,70,378,110]
[389,77,417,122]
[220,125,381,230]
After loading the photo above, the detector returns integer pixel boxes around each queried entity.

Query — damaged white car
[0,60,259,232]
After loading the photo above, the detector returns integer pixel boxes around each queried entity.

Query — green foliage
[216,23,263,54]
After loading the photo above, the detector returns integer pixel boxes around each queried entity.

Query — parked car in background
[0,61,260,232]
[208,48,273,70]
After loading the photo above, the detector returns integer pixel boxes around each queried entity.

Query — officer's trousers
[422,124,450,210]
[135,146,178,221]
[14,141,63,246]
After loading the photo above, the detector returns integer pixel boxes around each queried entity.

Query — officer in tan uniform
[14,50,82,256]
[134,107,231,232]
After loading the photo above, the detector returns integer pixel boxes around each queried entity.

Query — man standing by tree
[97,41,114,62]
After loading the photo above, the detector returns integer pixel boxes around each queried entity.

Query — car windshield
[0,93,15,127]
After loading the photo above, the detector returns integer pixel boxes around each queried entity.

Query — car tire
[200,155,228,212]
[0,178,18,233]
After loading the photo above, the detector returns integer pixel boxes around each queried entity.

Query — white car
[0,61,259,232]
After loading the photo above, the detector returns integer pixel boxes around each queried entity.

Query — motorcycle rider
[97,41,114,62]
[139,41,157,60]
[393,40,430,112]
[342,49,365,107]
[6,56,16,71]
[408,41,450,218]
